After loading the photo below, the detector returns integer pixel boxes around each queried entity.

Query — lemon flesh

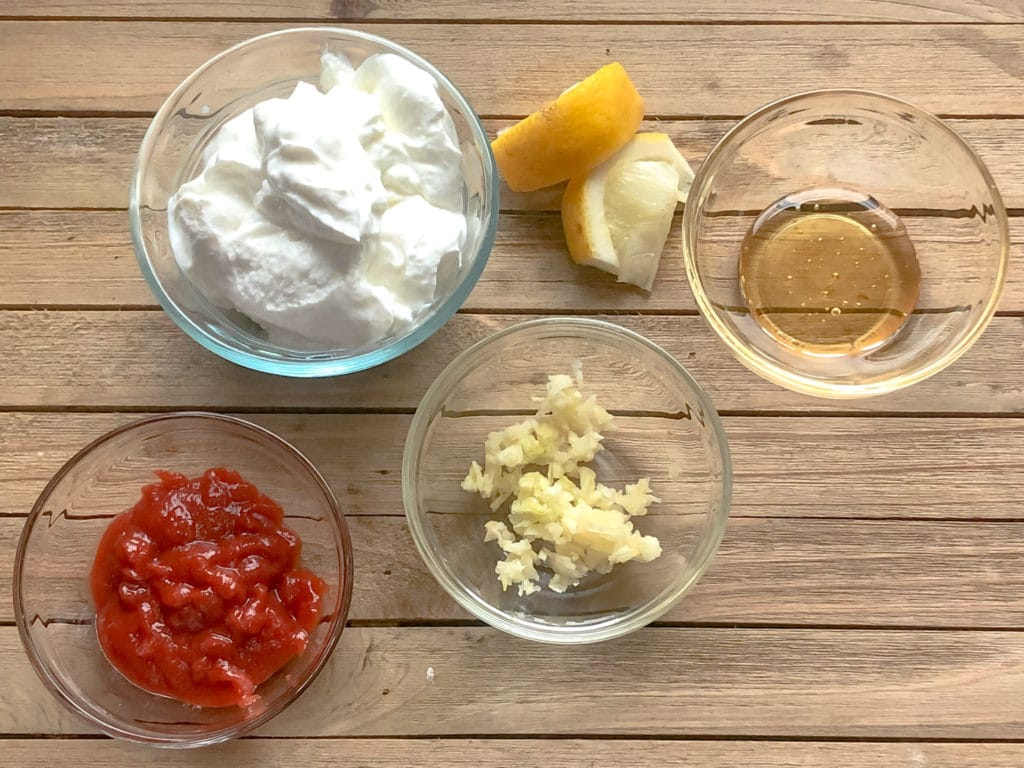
[561,133,694,291]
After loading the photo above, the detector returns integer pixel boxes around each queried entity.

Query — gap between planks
[6,406,1024,419]
[4,110,1024,120]
[0,736,1023,768]
[6,619,1024,632]
[1,0,1021,23]
[4,18,1024,26]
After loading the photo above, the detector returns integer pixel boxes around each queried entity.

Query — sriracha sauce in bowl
[13,413,353,747]
[90,467,330,710]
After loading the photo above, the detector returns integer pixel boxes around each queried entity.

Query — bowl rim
[682,87,1010,399]
[12,411,354,747]
[402,317,733,644]
[129,25,500,378]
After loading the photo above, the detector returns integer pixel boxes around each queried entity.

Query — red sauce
[90,468,327,708]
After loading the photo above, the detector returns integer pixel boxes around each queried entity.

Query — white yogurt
[168,52,466,349]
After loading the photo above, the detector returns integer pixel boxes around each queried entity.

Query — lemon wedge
[561,133,694,291]
[491,62,644,193]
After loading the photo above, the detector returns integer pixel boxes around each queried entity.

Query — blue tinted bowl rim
[682,88,1010,398]
[129,26,500,378]
[13,412,354,746]
[402,317,733,644]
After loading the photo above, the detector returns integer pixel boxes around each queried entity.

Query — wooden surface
[5,23,1024,114]
[2,1,1023,764]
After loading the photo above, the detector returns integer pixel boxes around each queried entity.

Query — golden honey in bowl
[738,187,921,355]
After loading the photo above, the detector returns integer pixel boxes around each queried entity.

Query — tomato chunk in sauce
[90,468,328,708]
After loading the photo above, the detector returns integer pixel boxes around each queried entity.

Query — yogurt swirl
[168,52,466,349]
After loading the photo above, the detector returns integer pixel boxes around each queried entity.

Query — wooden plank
[3,625,1023,737]
[3,209,1023,313]
[2,311,1024,413]
[2,23,1024,114]
[5,512,1024,626]
[0,210,698,312]
[0,117,141,209]
[4,116,1021,209]
[0,210,141,307]
[3,412,1024,519]
[3,739,1024,768]
[2,0,1019,23]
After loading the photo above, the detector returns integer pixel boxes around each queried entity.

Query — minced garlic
[462,373,661,595]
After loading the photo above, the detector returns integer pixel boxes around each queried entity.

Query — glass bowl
[130,27,499,377]
[403,318,731,643]
[683,89,1009,398]
[13,413,353,747]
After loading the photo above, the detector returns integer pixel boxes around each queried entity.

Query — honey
[738,188,920,355]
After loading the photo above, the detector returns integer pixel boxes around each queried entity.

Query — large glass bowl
[13,413,353,747]
[130,27,499,377]
[403,318,731,643]
[683,89,1009,398]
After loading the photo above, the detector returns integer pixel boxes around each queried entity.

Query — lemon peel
[491,62,644,192]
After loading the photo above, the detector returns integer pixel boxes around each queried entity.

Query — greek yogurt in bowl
[168,52,467,349]
[131,27,499,376]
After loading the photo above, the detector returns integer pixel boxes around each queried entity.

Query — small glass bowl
[130,27,499,377]
[13,413,353,747]
[683,89,1009,398]
[403,318,731,644]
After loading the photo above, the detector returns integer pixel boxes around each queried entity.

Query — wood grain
[0,210,699,312]
[2,0,1020,23]
[3,23,1024,114]
[0,117,141,209]
[3,625,1024,737]
[4,414,1023,521]
[5,511,1024,627]
[2,311,1024,413]
[2,209,1021,313]
[0,3,1021,753]
[4,115,1024,209]
[3,739,1024,767]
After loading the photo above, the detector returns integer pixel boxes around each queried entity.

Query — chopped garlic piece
[464,373,662,595]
